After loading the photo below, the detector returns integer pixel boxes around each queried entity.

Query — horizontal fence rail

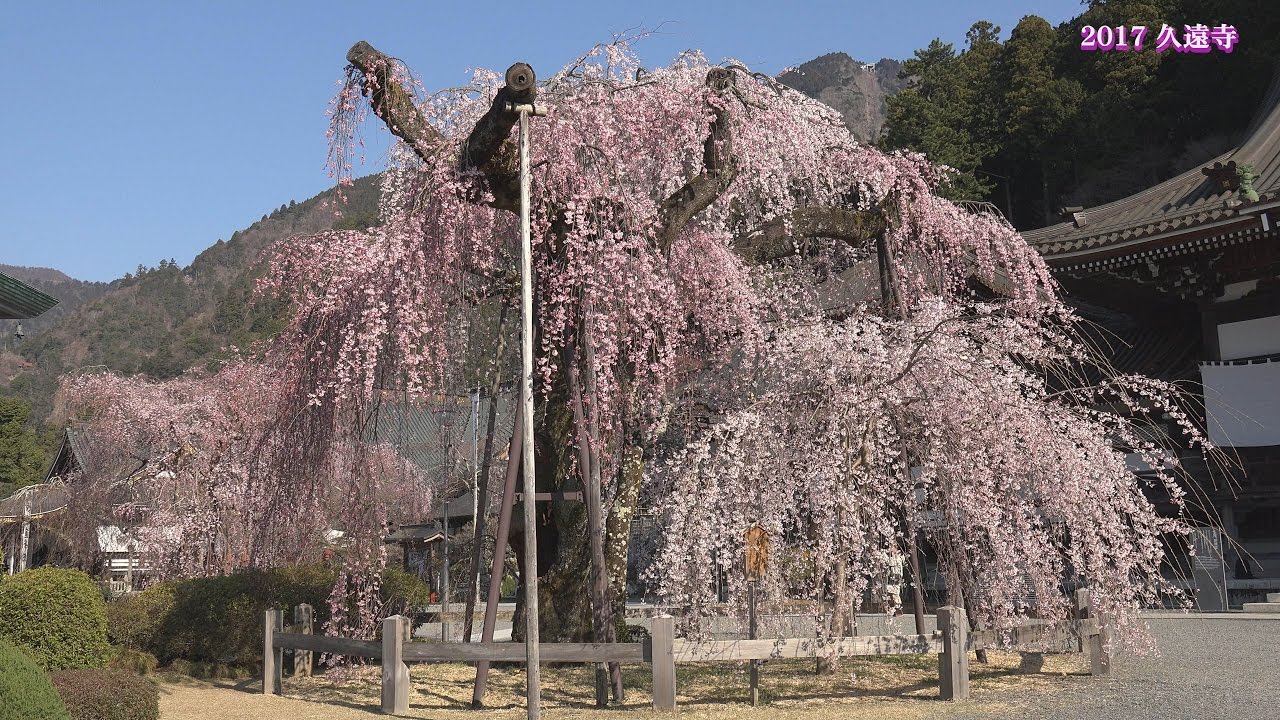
[673,632,944,662]
[273,632,381,659]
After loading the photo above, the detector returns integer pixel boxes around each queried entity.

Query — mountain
[2,175,381,422]
[778,53,907,144]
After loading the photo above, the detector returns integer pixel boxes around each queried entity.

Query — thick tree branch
[732,207,885,263]
[346,42,534,212]
[656,68,738,254]
[346,41,444,161]
[459,63,537,212]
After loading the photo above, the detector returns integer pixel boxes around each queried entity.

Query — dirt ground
[158,650,1089,719]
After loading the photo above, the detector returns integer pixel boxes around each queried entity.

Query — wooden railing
[263,589,1111,714]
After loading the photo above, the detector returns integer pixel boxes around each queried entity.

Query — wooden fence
[263,589,1111,714]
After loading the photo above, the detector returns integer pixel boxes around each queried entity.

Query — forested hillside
[880,0,1280,229]
[1,175,380,429]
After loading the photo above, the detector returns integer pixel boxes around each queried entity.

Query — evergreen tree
[0,397,49,491]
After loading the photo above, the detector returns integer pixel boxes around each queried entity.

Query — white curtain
[1201,359,1280,447]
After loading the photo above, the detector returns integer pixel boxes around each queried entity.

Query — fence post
[262,609,283,695]
[651,615,677,711]
[1073,588,1089,653]
[1077,590,1111,676]
[294,603,313,678]
[937,605,969,700]
[381,615,410,714]
[1090,611,1112,677]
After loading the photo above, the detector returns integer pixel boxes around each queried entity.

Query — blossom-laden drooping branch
[55,363,431,623]
[267,40,1063,495]
[652,300,1208,651]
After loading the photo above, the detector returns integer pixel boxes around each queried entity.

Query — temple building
[1024,77,1280,608]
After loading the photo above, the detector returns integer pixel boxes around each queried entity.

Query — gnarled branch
[656,68,738,254]
[346,41,444,161]
[733,207,885,263]
[346,41,534,212]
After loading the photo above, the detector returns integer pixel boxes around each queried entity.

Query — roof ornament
[1058,206,1087,227]
[1236,164,1260,203]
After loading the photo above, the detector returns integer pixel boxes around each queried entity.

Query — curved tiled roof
[1024,72,1280,265]
[0,272,58,319]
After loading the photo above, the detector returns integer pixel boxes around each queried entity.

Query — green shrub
[50,670,158,720]
[106,647,157,676]
[0,637,71,720]
[381,567,433,616]
[0,568,110,670]
[105,584,174,651]
[161,658,247,680]
[108,565,334,667]
[104,564,426,668]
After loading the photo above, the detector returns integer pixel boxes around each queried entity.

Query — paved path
[950,616,1280,720]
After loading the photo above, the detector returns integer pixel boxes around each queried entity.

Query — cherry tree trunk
[510,381,594,642]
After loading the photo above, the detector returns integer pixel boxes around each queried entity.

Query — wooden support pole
[472,402,524,706]
[937,606,969,700]
[569,342,615,708]
[262,609,282,695]
[463,310,509,645]
[381,615,410,714]
[294,604,313,677]
[651,615,677,711]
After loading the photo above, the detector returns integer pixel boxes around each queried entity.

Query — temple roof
[0,271,58,319]
[1024,72,1280,268]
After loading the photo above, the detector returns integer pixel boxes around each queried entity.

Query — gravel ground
[945,616,1280,720]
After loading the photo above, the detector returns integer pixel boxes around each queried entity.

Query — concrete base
[1241,601,1280,613]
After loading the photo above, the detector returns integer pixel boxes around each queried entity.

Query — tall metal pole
[471,388,481,611]
[516,103,541,720]
[442,500,451,642]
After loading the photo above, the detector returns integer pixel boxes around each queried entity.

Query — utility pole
[507,62,545,720]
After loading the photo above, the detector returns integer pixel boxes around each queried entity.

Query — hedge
[106,564,430,669]
[106,646,158,676]
[0,568,110,670]
[50,670,159,720]
[0,637,71,720]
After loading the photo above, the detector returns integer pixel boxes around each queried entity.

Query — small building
[1,426,152,591]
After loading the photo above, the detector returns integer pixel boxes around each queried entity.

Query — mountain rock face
[778,53,906,144]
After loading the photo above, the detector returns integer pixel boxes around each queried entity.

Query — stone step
[1241,601,1280,613]
[1267,592,1280,603]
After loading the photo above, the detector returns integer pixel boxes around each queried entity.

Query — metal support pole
[748,580,759,706]
[517,103,542,720]
[443,499,451,642]
[471,388,481,607]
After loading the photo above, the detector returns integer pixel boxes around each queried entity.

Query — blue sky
[1,1,1085,282]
